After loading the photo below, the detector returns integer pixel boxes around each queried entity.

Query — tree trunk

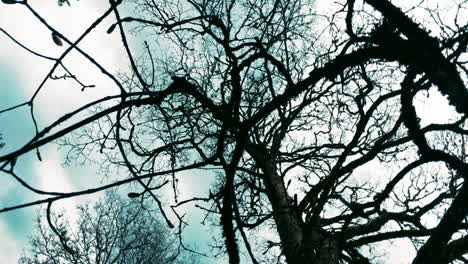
[247,144,340,264]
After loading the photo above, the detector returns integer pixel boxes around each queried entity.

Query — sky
[0,1,212,262]
[0,1,125,262]
[0,0,464,263]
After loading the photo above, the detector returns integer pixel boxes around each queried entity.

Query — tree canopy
[18,192,197,264]
[0,0,467,263]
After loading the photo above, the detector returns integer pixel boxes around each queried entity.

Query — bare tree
[18,192,198,264]
[0,0,467,263]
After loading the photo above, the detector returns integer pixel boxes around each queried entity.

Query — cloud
[0,1,128,124]
[0,218,22,264]
[34,147,74,193]
[0,2,128,261]
[415,87,462,126]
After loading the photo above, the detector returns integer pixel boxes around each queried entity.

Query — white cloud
[0,1,128,124]
[415,87,462,126]
[0,220,22,264]
[33,146,80,218]
[34,147,74,193]
[1,2,128,261]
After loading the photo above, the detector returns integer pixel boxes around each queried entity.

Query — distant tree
[18,192,199,264]
[1,0,467,263]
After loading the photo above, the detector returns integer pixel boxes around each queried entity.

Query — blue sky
[0,57,37,262]
[0,2,215,262]
[0,1,407,263]
[1,0,463,263]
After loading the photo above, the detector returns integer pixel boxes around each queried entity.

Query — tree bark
[247,143,340,264]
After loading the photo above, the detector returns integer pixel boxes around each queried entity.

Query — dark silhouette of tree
[18,192,199,264]
[0,133,4,149]
[0,0,467,263]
